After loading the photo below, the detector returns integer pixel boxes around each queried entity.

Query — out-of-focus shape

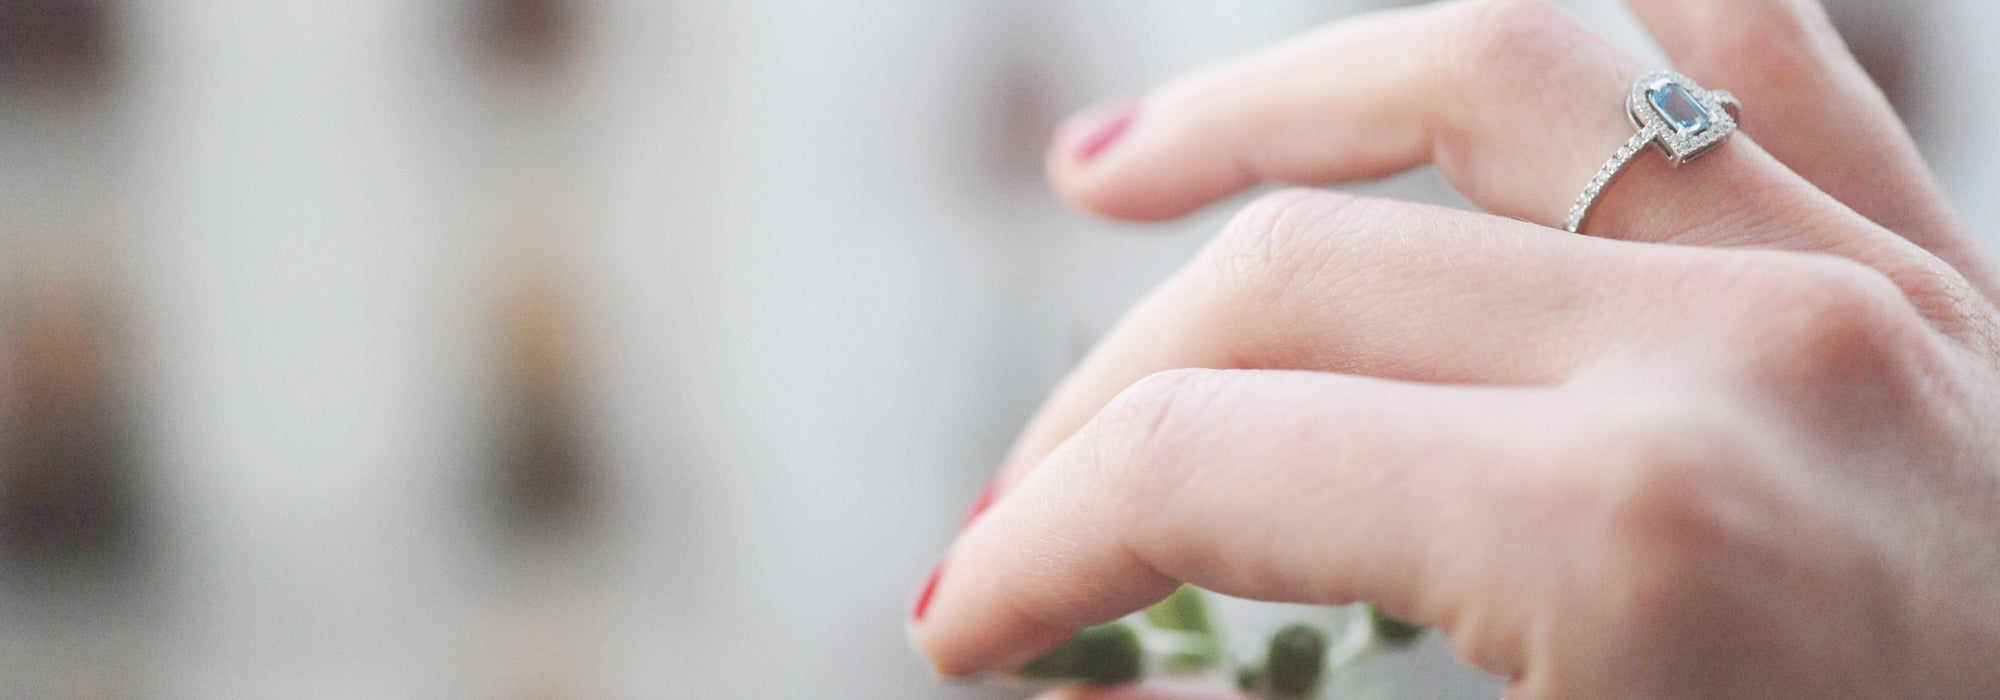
[0,0,112,89]
[984,10,1063,190]
[475,0,575,76]
[492,601,592,700]
[1825,0,1923,123]
[0,267,139,565]
[494,258,593,535]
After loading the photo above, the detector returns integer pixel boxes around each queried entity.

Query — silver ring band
[1565,71,1740,234]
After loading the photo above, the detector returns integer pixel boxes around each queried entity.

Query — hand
[909,0,2000,697]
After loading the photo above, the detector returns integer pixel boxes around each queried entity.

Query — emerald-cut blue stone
[1649,83,1709,133]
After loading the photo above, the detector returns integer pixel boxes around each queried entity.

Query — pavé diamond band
[1564,70,1740,234]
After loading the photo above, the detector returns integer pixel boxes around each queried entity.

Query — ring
[1565,70,1740,234]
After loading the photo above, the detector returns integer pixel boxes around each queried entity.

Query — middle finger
[989,188,1888,488]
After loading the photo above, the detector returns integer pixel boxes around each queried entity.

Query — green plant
[1008,586,1428,699]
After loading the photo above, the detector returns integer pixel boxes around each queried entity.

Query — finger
[1037,189,1685,388]
[1044,0,1949,284]
[987,188,1955,496]
[1623,0,2000,296]
[1050,0,1635,224]
[913,369,1584,682]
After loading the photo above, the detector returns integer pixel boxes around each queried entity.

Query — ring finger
[1046,0,1967,316]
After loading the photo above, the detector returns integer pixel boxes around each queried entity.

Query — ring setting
[1565,70,1739,234]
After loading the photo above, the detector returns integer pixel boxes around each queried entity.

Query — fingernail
[912,558,946,623]
[957,477,1003,532]
[1057,98,1140,162]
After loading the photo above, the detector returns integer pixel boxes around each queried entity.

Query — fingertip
[905,541,1077,678]
[911,557,945,623]
[1054,97,1142,165]
[1045,163,1212,224]
[1046,96,1213,223]
[908,554,989,679]
[909,491,1167,681]
[1046,98,1139,214]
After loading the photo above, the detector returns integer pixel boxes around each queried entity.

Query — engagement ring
[1565,70,1739,234]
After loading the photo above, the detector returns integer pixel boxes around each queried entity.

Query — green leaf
[1009,622,1145,686]
[1363,602,1425,649]
[1235,664,1263,693]
[1264,623,1328,699]
[1144,585,1224,675]
[1159,649,1218,676]
[1143,584,1216,635]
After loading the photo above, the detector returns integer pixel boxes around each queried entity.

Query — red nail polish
[912,558,946,622]
[957,477,1002,532]
[1059,98,1140,162]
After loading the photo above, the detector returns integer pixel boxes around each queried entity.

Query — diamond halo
[1565,71,1740,234]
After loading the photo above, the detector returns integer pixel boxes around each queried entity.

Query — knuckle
[1698,0,1833,79]
[1569,401,1899,672]
[1441,0,1591,81]
[1201,188,1368,310]
[1589,407,1747,553]
[1574,404,1769,627]
[1716,255,1935,380]
[1428,0,1609,165]
[1746,257,1893,334]
[1082,368,1231,504]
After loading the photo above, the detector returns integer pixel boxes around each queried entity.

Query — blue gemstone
[1649,83,1710,133]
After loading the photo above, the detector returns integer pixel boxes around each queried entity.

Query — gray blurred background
[0,0,1992,697]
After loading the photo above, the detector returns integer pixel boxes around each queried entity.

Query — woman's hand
[910,0,2000,697]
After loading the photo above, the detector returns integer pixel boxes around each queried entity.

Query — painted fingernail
[912,558,946,623]
[957,477,1002,532]
[1057,98,1140,162]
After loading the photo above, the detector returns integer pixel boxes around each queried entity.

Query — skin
[909,0,2000,698]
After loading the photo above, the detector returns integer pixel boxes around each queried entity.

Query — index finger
[912,369,1590,682]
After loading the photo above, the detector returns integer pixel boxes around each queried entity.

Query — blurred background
[0,0,1994,697]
